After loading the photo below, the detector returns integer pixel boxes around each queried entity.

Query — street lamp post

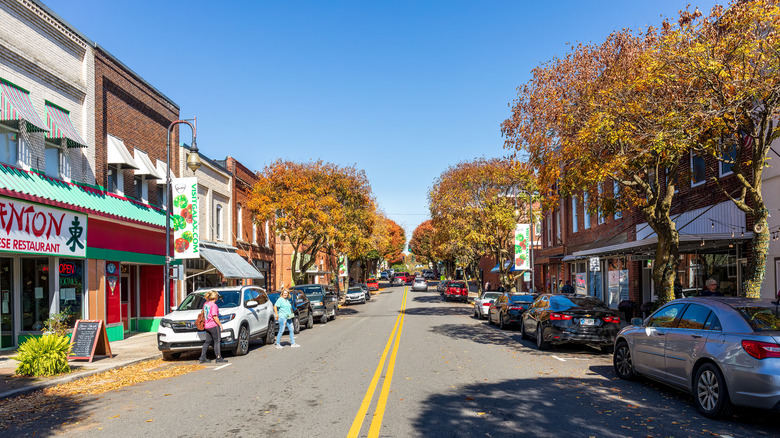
[164,119,202,313]
[514,189,536,293]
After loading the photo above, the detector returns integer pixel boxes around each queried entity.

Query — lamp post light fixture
[164,119,202,313]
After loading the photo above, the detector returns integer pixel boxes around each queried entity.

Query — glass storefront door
[22,258,50,331]
[0,258,13,349]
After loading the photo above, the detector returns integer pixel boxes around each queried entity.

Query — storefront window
[0,258,13,348]
[0,123,19,166]
[22,258,50,331]
[59,259,84,326]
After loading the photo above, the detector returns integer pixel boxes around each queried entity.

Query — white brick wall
[0,0,95,183]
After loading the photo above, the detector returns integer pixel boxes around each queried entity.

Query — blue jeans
[275,316,295,346]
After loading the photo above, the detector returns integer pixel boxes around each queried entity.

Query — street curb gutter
[0,353,162,402]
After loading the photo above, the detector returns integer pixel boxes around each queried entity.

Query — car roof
[193,286,260,293]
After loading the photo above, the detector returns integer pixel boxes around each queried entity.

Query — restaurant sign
[0,198,86,257]
[171,177,199,259]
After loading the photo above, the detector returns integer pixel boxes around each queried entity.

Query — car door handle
[690,334,703,339]
[655,331,666,336]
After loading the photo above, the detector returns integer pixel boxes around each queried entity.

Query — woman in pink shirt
[199,291,228,364]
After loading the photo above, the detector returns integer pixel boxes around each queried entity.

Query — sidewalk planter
[640,300,659,318]
[14,335,71,377]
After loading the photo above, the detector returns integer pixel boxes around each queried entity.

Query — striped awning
[45,101,87,148]
[0,79,47,133]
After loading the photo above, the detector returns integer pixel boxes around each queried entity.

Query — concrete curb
[0,352,161,402]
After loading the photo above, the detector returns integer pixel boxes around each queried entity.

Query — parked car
[345,286,367,304]
[158,286,275,359]
[437,280,451,294]
[357,283,372,301]
[267,290,314,334]
[291,284,338,324]
[474,292,503,319]
[613,297,780,419]
[443,281,469,302]
[422,269,435,279]
[392,273,407,286]
[488,293,535,329]
[412,277,428,292]
[521,294,620,352]
[380,271,389,280]
[366,278,379,291]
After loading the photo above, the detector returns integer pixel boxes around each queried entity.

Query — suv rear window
[449,282,466,287]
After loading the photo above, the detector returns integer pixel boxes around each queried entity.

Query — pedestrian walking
[199,291,228,364]
[274,288,299,348]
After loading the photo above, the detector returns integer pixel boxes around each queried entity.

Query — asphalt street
[12,283,780,437]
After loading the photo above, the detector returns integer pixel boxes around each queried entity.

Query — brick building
[274,235,337,290]
[222,156,274,290]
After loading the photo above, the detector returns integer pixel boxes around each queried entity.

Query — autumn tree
[657,1,780,297]
[429,158,534,292]
[409,220,436,265]
[248,160,374,285]
[502,27,702,304]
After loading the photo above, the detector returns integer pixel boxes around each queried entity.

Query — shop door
[121,275,129,332]
[0,258,13,349]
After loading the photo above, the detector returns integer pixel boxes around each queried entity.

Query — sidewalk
[0,331,161,401]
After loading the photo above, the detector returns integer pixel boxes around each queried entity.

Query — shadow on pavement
[336,307,359,316]
[404,306,472,317]
[0,389,98,434]
[430,323,525,347]
[412,375,780,437]
[411,295,446,304]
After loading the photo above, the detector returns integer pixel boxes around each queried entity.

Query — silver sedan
[473,292,502,319]
[613,297,780,418]
[412,277,428,291]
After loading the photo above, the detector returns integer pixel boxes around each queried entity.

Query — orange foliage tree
[409,220,436,265]
[248,160,375,285]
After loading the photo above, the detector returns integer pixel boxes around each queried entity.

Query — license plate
[580,318,595,326]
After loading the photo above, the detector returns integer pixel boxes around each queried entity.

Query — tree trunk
[651,221,679,305]
[745,213,769,298]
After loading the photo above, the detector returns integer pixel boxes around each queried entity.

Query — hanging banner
[0,197,86,257]
[338,255,348,277]
[171,177,199,259]
[514,223,530,270]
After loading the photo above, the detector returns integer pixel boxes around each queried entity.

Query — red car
[366,278,379,291]
[443,281,469,302]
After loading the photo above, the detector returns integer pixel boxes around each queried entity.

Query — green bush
[14,334,72,377]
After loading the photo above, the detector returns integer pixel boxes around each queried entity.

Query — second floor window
[215,204,223,240]
[691,152,706,186]
[252,221,258,244]
[265,220,270,247]
[44,143,61,178]
[156,184,167,209]
[614,182,622,219]
[0,124,19,166]
[107,164,119,194]
[572,197,578,233]
[720,138,737,177]
[583,193,591,229]
[237,204,243,239]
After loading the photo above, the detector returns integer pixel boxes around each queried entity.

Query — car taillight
[742,340,780,359]
[483,302,491,306]
[549,313,573,320]
[602,316,621,323]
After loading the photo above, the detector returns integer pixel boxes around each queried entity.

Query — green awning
[0,163,167,227]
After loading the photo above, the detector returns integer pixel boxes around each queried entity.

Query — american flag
[741,130,754,148]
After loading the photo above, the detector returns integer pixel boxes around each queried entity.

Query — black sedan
[268,290,314,334]
[521,294,620,352]
[487,293,535,329]
[291,284,338,324]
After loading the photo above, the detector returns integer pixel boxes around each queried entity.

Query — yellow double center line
[347,286,408,438]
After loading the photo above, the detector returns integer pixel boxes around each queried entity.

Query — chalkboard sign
[68,320,113,362]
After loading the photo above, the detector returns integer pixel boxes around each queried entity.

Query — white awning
[199,241,265,279]
[156,159,171,184]
[106,134,140,170]
[572,233,753,258]
[133,149,163,180]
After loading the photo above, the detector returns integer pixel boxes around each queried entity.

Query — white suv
[157,286,276,360]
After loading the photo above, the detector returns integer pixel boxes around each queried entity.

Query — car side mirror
[246,300,259,308]
[631,317,643,326]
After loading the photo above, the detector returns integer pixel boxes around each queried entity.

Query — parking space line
[214,363,232,370]
[552,355,566,362]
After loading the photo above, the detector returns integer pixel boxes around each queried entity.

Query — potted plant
[640,300,659,318]
[618,300,637,321]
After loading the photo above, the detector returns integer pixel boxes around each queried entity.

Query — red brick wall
[94,48,180,204]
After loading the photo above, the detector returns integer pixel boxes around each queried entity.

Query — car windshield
[552,295,606,310]
[178,291,240,310]
[368,279,376,283]
[292,285,322,294]
[348,288,363,293]
[482,293,502,300]
[509,295,535,303]
[415,279,426,282]
[736,304,780,332]
[450,282,466,287]
[306,293,324,301]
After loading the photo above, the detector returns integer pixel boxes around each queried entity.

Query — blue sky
[46,0,719,245]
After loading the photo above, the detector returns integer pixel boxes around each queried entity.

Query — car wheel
[235,325,249,356]
[265,320,276,346]
[306,311,314,329]
[320,314,328,324]
[536,325,550,350]
[293,317,301,334]
[487,312,494,325]
[613,341,635,380]
[499,314,506,330]
[330,307,337,320]
[162,352,181,361]
[474,307,480,319]
[693,363,734,419]
[520,321,529,340]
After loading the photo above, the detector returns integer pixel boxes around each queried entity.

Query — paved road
[13,283,780,437]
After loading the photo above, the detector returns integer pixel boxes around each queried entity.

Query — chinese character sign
[171,177,199,259]
[0,198,86,257]
[514,223,530,271]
